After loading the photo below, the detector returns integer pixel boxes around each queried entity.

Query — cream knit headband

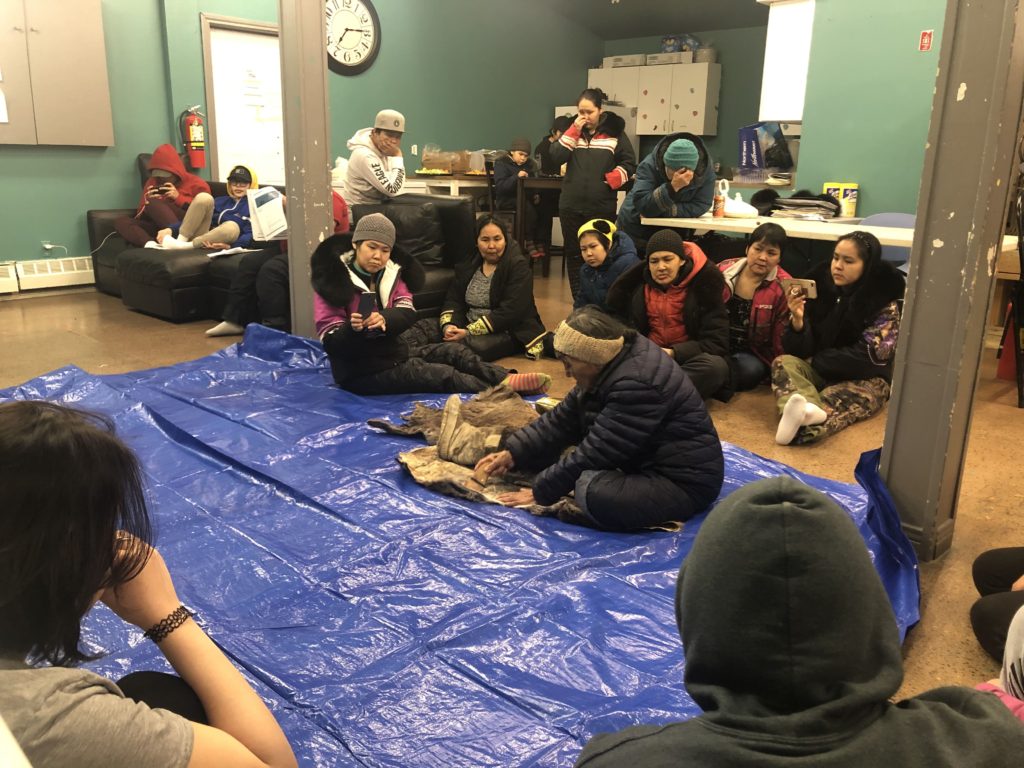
[553,321,624,365]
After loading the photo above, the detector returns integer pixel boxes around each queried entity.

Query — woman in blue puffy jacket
[574,219,639,312]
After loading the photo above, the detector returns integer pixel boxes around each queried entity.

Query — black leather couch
[86,154,475,323]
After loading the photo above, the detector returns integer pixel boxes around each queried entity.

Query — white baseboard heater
[14,257,95,291]
[0,263,18,294]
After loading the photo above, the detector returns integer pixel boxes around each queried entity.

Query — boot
[437,395,503,466]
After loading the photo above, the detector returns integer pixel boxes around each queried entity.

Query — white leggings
[178,192,240,246]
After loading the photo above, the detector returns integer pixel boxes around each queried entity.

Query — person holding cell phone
[113,144,210,247]
[312,214,550,396]
[548,88,636,302]
[772,230,905,445]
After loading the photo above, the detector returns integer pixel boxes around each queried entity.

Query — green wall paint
[796,0,944,216]
[602,28,768,171]
[0,1,171,263]
[326,1,601,165]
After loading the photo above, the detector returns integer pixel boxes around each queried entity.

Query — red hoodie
[135,143,210,214]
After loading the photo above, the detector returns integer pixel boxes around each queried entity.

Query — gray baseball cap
[373,109,406,133]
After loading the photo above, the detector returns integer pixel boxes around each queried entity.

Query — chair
[860,212,916,271]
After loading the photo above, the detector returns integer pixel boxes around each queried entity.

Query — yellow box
[823,182,859,218]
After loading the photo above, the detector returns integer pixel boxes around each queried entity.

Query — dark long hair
[0,401,153,665]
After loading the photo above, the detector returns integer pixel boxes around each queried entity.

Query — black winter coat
[493,155,538,209]
[440,242,547,349]
[607,256,729,362]
[504,333,724,514]
[783,259,905,383]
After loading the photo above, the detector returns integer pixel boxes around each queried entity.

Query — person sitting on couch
[153,164,257,251]
[344,109,406,206]
[312,214,549,395]
[113,144,210,247]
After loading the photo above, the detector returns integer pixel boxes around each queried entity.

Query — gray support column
[880,0,1024,561]
[278,0,332,339]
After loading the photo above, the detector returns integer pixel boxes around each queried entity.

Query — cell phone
[357,291,377,316]
[780,278,818,300]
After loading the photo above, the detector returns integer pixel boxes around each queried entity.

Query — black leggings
[970,547,1024,661]
[116,671,208,723]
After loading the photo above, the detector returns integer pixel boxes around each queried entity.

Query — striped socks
[502,372,552,395]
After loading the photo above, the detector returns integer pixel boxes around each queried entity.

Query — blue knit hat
[663,139,699,170]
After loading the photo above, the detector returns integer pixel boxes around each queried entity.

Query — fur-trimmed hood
[653,132,711,187]
[590,110,626,139]
[807,257,905,348]
[310,232,425,308]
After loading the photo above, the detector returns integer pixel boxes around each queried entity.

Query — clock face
[325,0,381,76]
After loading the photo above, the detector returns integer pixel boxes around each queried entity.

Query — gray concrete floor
[2,268,1020,698]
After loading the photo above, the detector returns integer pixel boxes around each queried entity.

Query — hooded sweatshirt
[177,164,260,246]
[576,477,1024,767]
[136,143,210,214]
[616,132,716,244]
[344,128,405,206]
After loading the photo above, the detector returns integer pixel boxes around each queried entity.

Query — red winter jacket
[719,257,791,366]
[135,143,211,214]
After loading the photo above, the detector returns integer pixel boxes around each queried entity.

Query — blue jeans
[731,351,769,390]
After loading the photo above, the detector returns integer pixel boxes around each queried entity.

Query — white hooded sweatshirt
[344,127,405,205]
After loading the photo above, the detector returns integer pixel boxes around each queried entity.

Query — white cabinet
[592,63,721,136]
[637,65,673,135]
[668,63,721,135]
[587,66,640,104]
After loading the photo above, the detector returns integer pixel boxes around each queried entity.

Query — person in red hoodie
[113,144,211,247]
[607,229,729,399]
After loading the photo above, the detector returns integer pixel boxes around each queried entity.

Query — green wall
[0,1,171,263]
[603,27,768,171]
[796,0,945,215]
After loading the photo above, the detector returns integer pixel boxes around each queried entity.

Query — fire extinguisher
[179,105,206,169]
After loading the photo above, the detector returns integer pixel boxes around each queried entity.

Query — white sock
[162,236,192,250]
[803,402,827,426]
[144,240,162,249]
[776,393,807,445]
[205,321,245,337]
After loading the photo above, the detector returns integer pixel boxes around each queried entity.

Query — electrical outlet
[410,144,418,156]
[41,241,53,250]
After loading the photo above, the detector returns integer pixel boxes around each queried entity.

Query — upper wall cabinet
[589,63,721,136]
[0,0,114,146]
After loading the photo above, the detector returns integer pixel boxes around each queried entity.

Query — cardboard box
[646,52,693,65]
[602,54,646,68]
[422,154,452,172]
[450,150,471,174]
[823,182,859,218]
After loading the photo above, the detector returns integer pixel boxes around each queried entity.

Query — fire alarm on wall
[919,29,934,52]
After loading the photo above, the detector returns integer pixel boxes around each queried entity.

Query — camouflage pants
[771,355,890,445]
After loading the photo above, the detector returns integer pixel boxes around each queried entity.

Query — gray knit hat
[509,137,531,153]
[353,213,396,247]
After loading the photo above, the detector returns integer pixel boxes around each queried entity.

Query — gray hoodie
[344,127,405,205]
[577,476,1024,767]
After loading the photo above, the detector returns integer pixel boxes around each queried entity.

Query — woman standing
[549,88,636,302]
[439,216,549,362]
[772,230,905,445]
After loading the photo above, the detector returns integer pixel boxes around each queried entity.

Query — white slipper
[205,321,245,337]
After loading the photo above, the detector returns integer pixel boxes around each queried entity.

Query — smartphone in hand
[780,278,818,300]
[357,291,382,336]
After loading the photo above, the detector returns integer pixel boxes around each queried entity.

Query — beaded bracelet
[143,605,193,644]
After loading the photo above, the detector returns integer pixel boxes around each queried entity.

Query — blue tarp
[2,326,920,767]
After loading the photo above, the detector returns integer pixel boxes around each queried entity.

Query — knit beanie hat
[353,213,396,247]
[510,137,531,153]
[663,138,699,170]
[645,229,686,260]
[553,320,624,366]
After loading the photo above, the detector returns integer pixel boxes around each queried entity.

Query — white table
[400,176,488,197]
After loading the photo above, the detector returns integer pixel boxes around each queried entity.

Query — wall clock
[325,0,381,76]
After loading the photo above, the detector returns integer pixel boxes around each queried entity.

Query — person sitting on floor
[772,230,905,445]
[439,216,549,362]
[113,144,210,248]
[971,547,1024,663]
[616,135,716,253]
[472,306,724,531]
[574,475,1024,767]
[312,214,549,396]
[153,164,257,251]
[977,603,1024,722]
[607,229,730,400]
[343,109,406,206]
[206,187,350,337]
[718,222,791,390]
[493,137,545,261]
[574,218,639,312]
[0,400,297,768]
